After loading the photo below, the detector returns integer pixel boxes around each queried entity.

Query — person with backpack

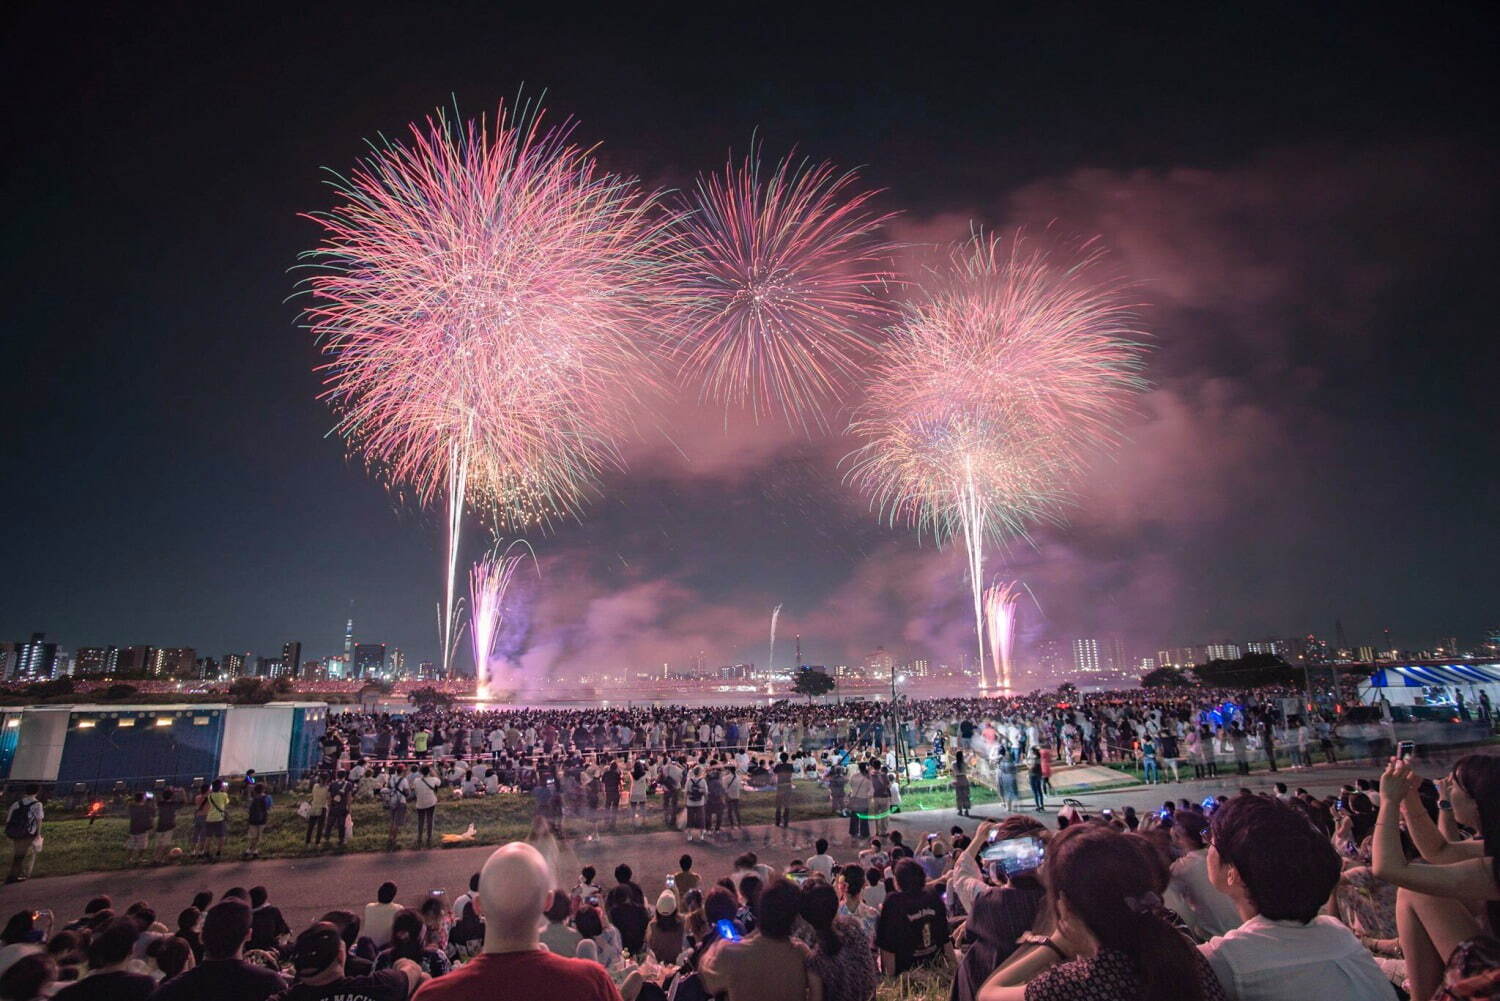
[204,779,231,862]
[683,767,707,844]
[325,771,352,850]
[412,765,440,848]
[386,765,411,849]
[659,761,681,830]
[245,785,273,859]
[4,785,43,884]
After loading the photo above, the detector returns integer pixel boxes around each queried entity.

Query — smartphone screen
[715,918,741,942]
[979,836,1045,875]
[1397,740,1416,760]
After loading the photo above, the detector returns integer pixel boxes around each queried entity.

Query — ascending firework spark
[768,603,783,673]
[664,147,897,430]
[297,99,673,675]
[984,581,1031,692]
[845,232,1147,687]
[470,542,534,699]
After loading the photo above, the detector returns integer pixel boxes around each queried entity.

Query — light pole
[890,672,909,773]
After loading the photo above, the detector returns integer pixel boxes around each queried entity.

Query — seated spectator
[572,906,622,968]
[0,912,43,978]
[409,841,622,1001]
[614,864,645,907]
[700,881,810,1001]
[449,902,485,960]
[948,818,1047,1001]
[152,899,287,1001]
[144,936,192,981]
[646,892,683,964]
[807,839,835,879]
[672,855,700,904]
[364,882,403,950]
[317,912,373,975]
[174,907,203,962]
[0,954,54,1001]
[375,910,450,979]
[540,891,582,957]
[1199,795,1390,1001]
[51,917,155,1001]
[978,824,1224,1001]
[43,931,85,985]
[1164,811,1241,940]
[875,859,952,976]
[835,866,878,941]
[606,885,650,958]
[250,886,292,955]
[269,922,424,1001]
[800,881,877,1001]
[862,868,886,909]
[1372,754,1500,1001]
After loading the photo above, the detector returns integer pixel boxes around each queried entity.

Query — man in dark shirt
[875,859,953,976]
[612,864,645,907]
[606,885,650,956]
[125,792,154,866]
[772,753,795,828]
[152,786,181,864]
[249,885,292,954]
[269,922,423,1001]
[153,899,287,1001]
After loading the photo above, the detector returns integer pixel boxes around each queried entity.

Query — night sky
[4,5,1497,675]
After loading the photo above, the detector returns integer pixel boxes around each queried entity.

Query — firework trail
[664,147,897,430]
[984,581,1030,691]
[470,541,534,699]
[845,232,1147,687]
[297,100,673,675]
[768,603,783,673]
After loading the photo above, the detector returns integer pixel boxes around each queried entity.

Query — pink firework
[297,101,672,529]
[984,580,1025,691]
[664,147,897,429]
[470,542,532,698]
[846,231,1147,684]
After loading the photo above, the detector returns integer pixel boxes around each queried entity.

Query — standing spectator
[410,842,622,1001]
[324,771,352,850]
[847,764,872,844]
[363,883,402,951]
[386,766,410,849]
[3,786,43,884]
[305,776,329,847]
[1027,748,1046,812]
[724,765,745,832]
[868,766,891,837]
[1199,795,1388,1001]
[801,881,877,1001]
[684,767,707,844]
[953,752,973,817]
[412,766,440,849]
[245,785,272,859]
[699,881,811,1001]
[975,825,1224,1001]
[152,900,287,1001]
[203,779,230,861]
[773,754,796,832]
[50,918,155,1001]
[875,859,951,976]
[124,793,154,866]
[152,786,181,864]
[268,922,424,1001]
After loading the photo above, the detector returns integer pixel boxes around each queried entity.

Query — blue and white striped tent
[1361,663,1500,705]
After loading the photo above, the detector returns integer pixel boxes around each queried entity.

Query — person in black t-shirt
[249,885,291,954]
[153,900,287,1001]
[773,753,796,829]
[268,922,424,1001]
[51,918,155,1001]
[875,859,953,976]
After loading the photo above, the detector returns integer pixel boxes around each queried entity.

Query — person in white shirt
[362,881,402,949]
[807,838,836,878]
[1199,794,1392,1001]
[1164,810,1242,940]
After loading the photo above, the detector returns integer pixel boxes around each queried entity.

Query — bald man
[412,842,621,1001]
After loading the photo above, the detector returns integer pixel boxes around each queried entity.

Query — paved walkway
[0,750,1482,929]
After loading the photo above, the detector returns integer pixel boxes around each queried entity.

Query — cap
[656,890,677,915]
[292,922,342,977]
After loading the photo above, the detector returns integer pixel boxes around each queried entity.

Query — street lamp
[890,673,910,772]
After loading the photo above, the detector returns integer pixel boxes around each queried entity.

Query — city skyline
[3,8,1497,680]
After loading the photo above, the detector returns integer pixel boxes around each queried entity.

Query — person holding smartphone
[949,819,1049,1001]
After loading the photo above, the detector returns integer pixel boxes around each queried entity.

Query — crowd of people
[3,746,1498,1000]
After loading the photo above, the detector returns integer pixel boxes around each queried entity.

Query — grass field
[22,777,996,879]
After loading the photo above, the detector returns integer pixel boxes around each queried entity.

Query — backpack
[5,801,36,840]
[247,794,270,826]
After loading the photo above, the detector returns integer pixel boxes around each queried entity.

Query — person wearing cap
[152,899,287,1001]
[411,841,621,1001]
[267,922,425,1001]
[646,890,684,963]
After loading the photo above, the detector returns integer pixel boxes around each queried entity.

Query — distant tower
[1335,619,1350,655]
[344,617,354,656]
[795,634,802,668]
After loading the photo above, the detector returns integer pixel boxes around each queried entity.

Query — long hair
[1045,825,1207,1001]
[388,909,425,961]
[1452,754,1500,929]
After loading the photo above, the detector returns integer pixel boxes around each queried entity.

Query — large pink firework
[846,232,1147,685]
[297,101,672,672]
[664,148,897,429]
[470,542,532,698]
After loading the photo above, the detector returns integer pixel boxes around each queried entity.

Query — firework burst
[470,542,533,699]
[984,580,1029,692]
[297,99,672,673]
[845,231,1147,686]
[664,147,897,429]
